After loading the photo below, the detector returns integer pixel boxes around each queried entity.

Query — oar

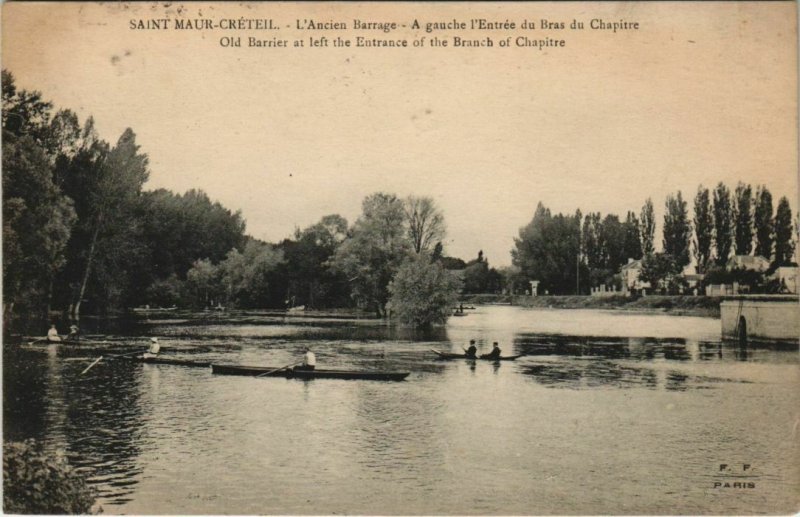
[80,349,145,375]
[26,338,47,346]
[80,356,105,375]
[257,361,302,378]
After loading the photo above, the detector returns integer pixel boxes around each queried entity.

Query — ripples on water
[4,306,798,514]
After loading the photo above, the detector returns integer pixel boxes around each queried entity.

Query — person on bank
[297,347,316,371]
[464,339,478,359]
[482,342,502,360]
[46,324,61,343]
[143,337,161,359]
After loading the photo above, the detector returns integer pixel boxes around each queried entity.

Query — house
[620,258,650,295]
[726,255,770,272]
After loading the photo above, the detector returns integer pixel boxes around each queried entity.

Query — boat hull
[211,364,409,381]
[430,349,522,361]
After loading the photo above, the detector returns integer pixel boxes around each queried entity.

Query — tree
[753,185,774,259]
[639,252,684,294]
[512,203,582,295]
[67,129,149,319]
[663,191,692,268]
[733,182,754,255]
[639,198,656,256]
[713,182,733,266]
[404,195,445,254]
[219,240,284,308]
[387,253,462,327]
[2,131,76,326]
[186,258,223,307]
[330,193,411,316]
[581,212,602,269]
[622,211,643,262]
[773,197,795,266]
[693,185,713,273]
[279,214,350,308]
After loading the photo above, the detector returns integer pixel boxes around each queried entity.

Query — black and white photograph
[2,2,798,514]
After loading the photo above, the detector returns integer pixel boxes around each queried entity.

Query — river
[4,306,798,514]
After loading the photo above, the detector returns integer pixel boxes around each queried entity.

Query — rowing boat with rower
[430,349,523,361]
[211,364,410,381]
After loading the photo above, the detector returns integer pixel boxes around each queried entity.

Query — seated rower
[46,324,61,343]
[481,342,502,360]
[66,324,80,341]
[296,347,316,371]
[464,339,477,359]
[143,337,160,359]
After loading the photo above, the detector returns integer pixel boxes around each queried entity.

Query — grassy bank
[460,294,723,318]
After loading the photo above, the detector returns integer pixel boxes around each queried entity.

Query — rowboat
[430,349,523,361]
[120,355,211,368]
[211,364,410,381]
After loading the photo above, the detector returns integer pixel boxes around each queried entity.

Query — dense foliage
[388,254,462,327]
[3,439,97,514]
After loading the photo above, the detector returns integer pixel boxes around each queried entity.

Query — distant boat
[287,305,306,313]
[430,349,522,361]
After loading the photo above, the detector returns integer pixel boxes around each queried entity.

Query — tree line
[3,70,464,329]
[512,184,796,295]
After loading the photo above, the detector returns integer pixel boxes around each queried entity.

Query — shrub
[3,439,98,514]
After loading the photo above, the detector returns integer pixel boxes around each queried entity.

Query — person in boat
[482,342,502,360]
[464,339,478,359]
[46,324,61,343]
[296,346,316,371]
[66,324,80,341]
[143,337,161,359]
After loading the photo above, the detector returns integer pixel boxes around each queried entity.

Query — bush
[3,439,98,514]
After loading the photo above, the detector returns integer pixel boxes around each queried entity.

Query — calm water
[4,306,799,515]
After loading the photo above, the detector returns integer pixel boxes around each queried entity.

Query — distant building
[620,258,650,295]
[726,255,770,272]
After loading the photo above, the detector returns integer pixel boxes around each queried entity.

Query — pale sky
[3,2,797,266]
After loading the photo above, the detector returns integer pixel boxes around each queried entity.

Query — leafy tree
[2,131,76,325]
[733,182,754,255]
[639,252,683,294]
[622,211,643,262]
[693,185,713,273]
[330,193,411,316]
[439,255,467,270]
[185,258,223,307]
[663,191,692,268]
[404,195,445,254]
[512,202,582,295]
[599,214,626,272]
[387,253,462,327]
[773,197,795,266]
[220,240,284,308]
[713,182,734,266]
[639,198,656,256]
[279,214,350,308]
[753,185,774,259]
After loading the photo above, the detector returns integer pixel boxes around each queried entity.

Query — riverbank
[461,294,723,318]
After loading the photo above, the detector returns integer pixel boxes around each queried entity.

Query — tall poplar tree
[623,211,643,262]
[753,185,774,260]
[774,197,795,266]
[663,191,692,268]
[693,185,713,273]
[639,198,656,256]
[713,182,733,266]
[733,182,754,255]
